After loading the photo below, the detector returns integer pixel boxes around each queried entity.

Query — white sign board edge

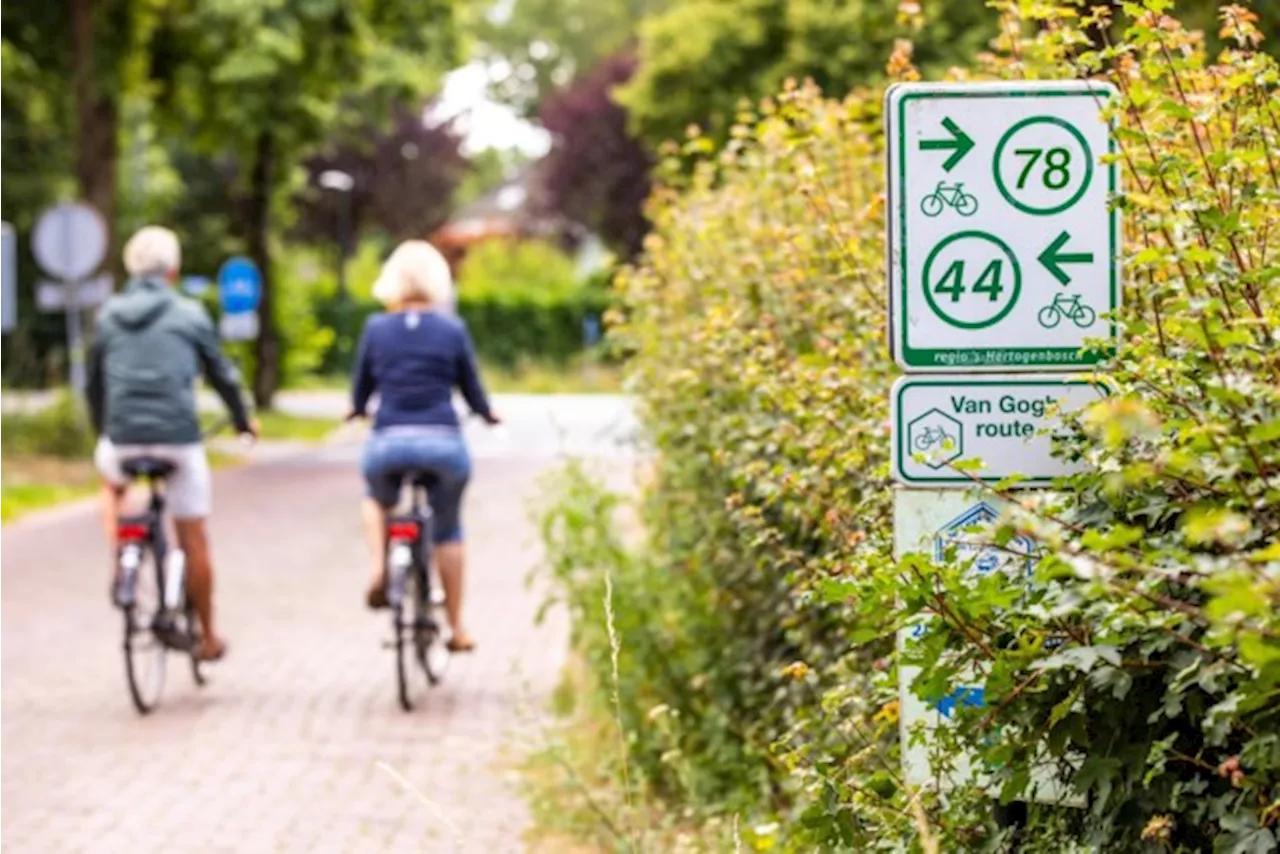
[890,372,1111,487]
[35,274,114,313]
[219,311,260,342]
[886,80,1121,374]
[2,222,16,333]
[894,488,1084,807]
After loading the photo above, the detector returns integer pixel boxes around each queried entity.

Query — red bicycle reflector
[117,523,149,542]
[387,521,420,541]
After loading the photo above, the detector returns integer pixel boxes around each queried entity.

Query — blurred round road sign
[32,203,108,281]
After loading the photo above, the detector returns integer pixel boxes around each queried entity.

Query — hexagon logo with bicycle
[907,408,963,470]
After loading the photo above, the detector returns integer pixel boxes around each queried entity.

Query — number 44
[933,260,1005,302]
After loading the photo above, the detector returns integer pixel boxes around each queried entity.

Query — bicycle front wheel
[123,548,167,714]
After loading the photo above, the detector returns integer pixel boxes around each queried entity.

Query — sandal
[196,638,227,662]
[366,583,389,610]
[446,636,476,653]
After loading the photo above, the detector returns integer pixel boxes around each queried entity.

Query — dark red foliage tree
[296,104,469,247]
[535,52,653,260]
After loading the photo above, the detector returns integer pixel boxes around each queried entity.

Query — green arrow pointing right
[1038,231,1094,285]
[919,117,975,172]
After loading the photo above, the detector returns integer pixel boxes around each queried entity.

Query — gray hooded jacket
[87,277,251,445]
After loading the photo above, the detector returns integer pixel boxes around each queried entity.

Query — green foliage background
[537,2,1280,850]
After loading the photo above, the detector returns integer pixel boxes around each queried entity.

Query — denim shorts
[361,428,471,543]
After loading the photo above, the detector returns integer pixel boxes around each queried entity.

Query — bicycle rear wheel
[123,548,167,714]
[422,563,450,686]
[394,593,416,711]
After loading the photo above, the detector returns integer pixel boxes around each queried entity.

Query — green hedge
[304,240,614,374]
[536,3,1280,851]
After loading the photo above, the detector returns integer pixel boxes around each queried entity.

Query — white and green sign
[892,374,1109,486]
[886,81,1120,372]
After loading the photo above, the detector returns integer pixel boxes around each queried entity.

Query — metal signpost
[217,256,262,341]
[31,203,110,392]
[885,80,1119,805]
[887,81,1119,372]
[2,222,16,334]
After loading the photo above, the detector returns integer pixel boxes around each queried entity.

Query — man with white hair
[87,225,256,662]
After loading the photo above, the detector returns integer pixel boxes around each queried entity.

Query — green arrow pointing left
[1038,231,1094,285]
[919,117,975,172]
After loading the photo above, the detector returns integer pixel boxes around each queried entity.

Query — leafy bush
[300,238,611,375]
[456,239,612,368]
[1,391,94,459]
[537,2,1280,850]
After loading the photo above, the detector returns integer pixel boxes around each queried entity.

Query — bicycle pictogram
[912,425,956,452]
[1036,293,1097,329]
[920,181,979,218]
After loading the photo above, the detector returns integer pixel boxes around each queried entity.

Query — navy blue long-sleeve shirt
[351,310,495,430]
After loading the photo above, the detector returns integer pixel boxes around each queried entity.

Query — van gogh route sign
[887,81,1120,372]
[892,374,1109,486]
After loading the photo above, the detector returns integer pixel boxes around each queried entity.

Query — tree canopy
[617,0,994,146]
[470,0,668,115]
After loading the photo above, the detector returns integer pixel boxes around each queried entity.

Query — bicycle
[920,181,979,217]
[112,419,243,714]
[380,470,452,711]
[1037,293,1097,329]
[913,426,956,452]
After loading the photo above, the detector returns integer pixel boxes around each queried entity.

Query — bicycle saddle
[394,469,441,489]
[120,457,177,479]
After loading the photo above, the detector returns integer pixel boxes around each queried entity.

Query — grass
[0,391,333,524]
[0,462,99,522]
[481,356,623,395]
[200,409,339,442]
[520,655,742,854]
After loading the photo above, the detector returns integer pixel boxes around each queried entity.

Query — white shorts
[94,438,212,519]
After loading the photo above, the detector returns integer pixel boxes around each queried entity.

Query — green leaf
[1037,645,1121,674]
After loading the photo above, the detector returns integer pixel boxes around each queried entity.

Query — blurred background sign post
[217,256,262,341]
[31,202,110,393]
[2,222,16,335]
[318,169,355,352]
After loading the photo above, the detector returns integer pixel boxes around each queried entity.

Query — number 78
[1013,147,1071,190]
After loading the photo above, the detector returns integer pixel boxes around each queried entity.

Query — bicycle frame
[118,479,169,605]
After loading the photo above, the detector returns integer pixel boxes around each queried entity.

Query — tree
[295,106,469,246]
[148,0,459,406]
[535,52,652,259]
[617,0,993,146]
[455,147,530,209]
[470,0,669,115]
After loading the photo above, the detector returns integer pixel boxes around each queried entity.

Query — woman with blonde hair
[349,240,498,651]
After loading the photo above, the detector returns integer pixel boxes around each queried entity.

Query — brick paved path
[1,411,633,853]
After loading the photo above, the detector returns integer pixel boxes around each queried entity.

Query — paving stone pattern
[1,438,615,853]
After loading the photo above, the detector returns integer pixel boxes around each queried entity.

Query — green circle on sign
[921,230,1022,330]
[993,116,1094,216]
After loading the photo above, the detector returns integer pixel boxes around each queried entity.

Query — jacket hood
[111,278,174,330]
